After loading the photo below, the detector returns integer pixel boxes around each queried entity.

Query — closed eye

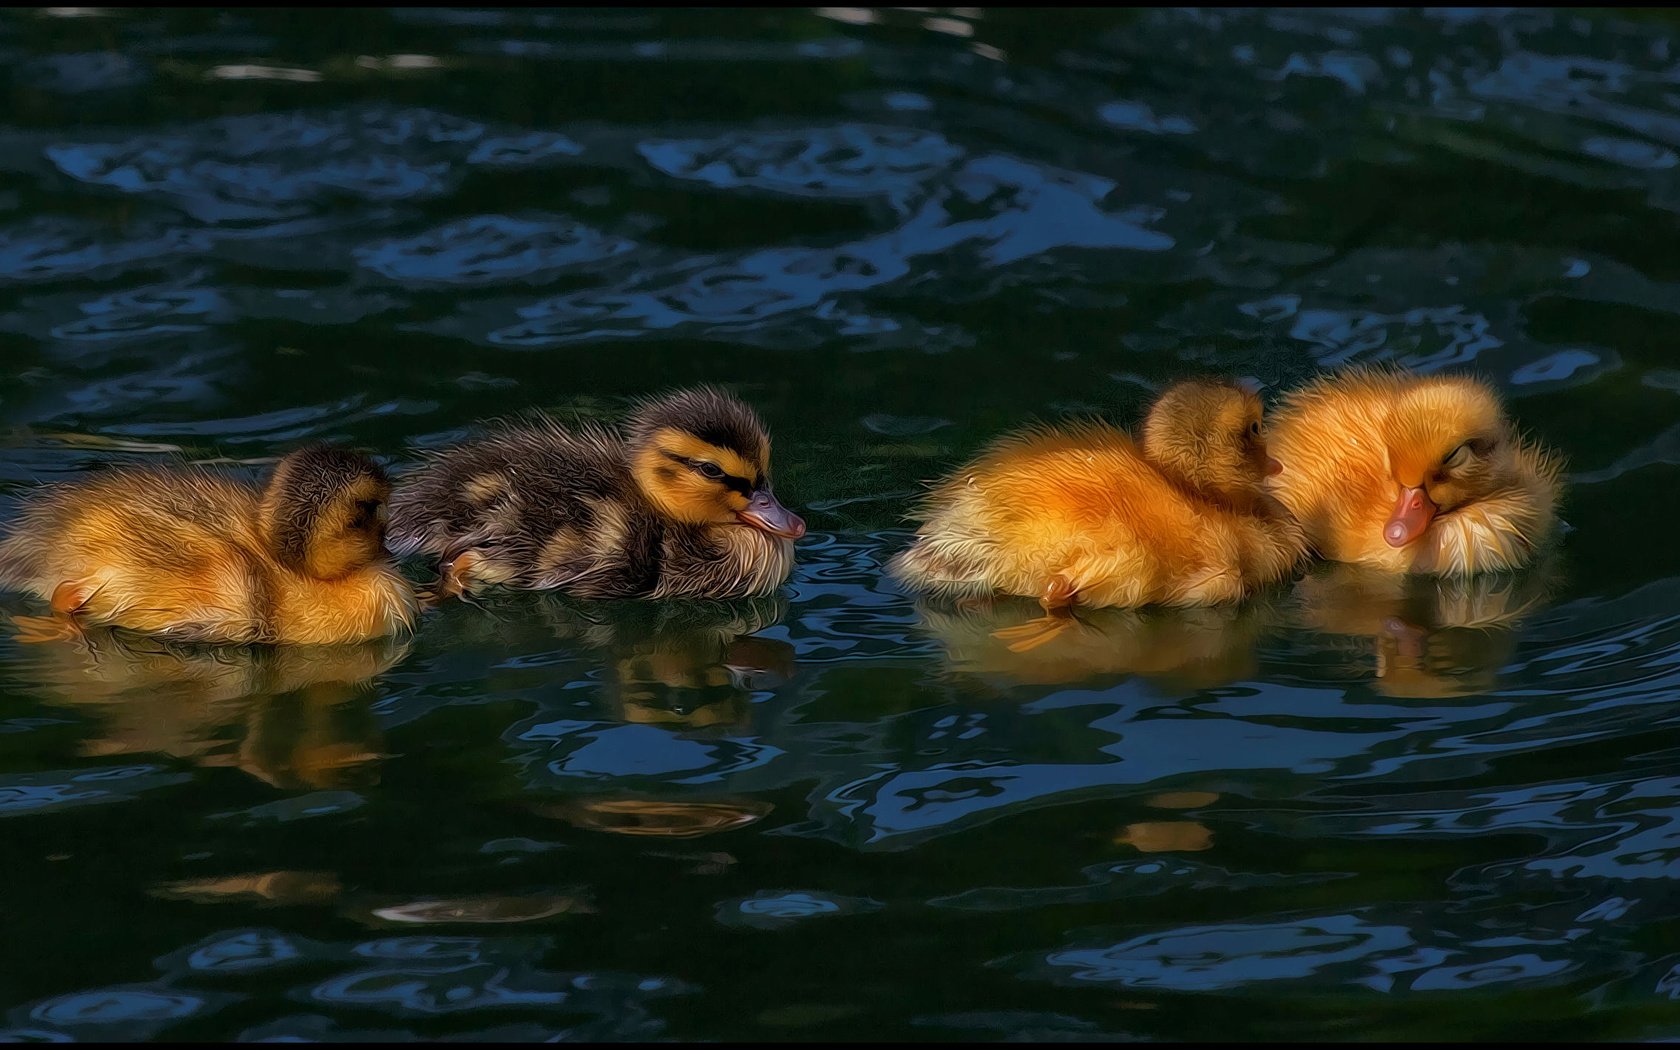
[695,461,724,480]
[1442,441,1480,469]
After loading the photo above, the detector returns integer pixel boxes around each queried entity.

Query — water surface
[3,6,1680,1042]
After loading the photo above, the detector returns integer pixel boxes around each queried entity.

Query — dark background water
[2,6,1679,1041]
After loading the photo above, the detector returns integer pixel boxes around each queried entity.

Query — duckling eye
[695,461,725,480]
[1248,421,1262,438]
[1443,443,1473,469]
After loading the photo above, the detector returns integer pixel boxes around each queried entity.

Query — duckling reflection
[531,796,773,838]
[1289,558,1558,698]
[152,871,590,925]
[536,594,795,728]
[915,595,1275,692]
[11,629,405,788]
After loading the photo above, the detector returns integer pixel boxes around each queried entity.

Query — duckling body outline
[1266,369,1562,576]
[891,379,1306,611]
[387,386,803,600]
[0,446,417,646]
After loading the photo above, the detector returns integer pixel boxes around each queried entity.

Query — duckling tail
[887,538,995,599]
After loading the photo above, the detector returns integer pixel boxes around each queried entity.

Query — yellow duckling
[1266,369,1562,575]
[387,386,805,600]
[890,378,1306,612]
[0,445,416,645]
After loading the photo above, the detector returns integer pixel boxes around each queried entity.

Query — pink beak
[738,489,806,539]
[1265,456,1283,477]
[1384,485,1437,548]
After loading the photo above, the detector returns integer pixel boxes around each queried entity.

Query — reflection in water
[1289,559,1559,698]
[1115,820,1214,853]
[153,871,344,908]
[538,596,795,728]
[914,596,1273,691]
[11,632,406,788]
[357,894,592,926]
[512,599,790,841]
[153,872,591,926]
[532,797,773,839]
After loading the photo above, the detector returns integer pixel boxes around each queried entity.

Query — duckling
[0,445,417,645]
[386,386,805,600]
[1266,369,1562,575]
[889,378,1306,614]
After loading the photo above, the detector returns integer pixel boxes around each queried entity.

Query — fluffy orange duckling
[1266,369,1562,575]
[889,378,1307,612]
[0,445,417,645]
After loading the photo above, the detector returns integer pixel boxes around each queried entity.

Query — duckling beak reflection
[739,489,806,539]
[1385,485,1437,548]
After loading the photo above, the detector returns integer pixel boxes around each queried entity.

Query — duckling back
[0,468,272,641]
[387,418,665,595]
[0,446,415,645]
[893,415,1303,609]
[892,380,1305,610]
[386,388,800,600]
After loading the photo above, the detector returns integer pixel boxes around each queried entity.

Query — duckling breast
[651,526,794,600]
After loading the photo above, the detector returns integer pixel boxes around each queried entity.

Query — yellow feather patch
[651,429,760,482]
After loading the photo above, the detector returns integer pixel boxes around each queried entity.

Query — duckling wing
[387,421,654,592]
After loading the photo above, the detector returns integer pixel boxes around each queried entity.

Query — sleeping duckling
[386,386,805,600]
[0,446,416,645]
[890,378,1306,613]
[1266,369,1562,575]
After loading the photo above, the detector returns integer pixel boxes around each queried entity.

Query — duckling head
[1379,376,1518,549]
[1140,378,1280,506]
[260,445,393,580]
[626,387,806,539]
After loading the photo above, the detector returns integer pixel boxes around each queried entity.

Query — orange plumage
[1266,369,1562,575]
[890,379,1307,609]
[0,445,417,645]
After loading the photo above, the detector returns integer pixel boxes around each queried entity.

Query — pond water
[2,6,1680,1042]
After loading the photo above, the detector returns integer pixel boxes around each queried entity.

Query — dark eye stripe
[661,451,755,496]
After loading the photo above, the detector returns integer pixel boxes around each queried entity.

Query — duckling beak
[1385,485,1437,548]
[1265,456,1283,476]
[739,489,806,539]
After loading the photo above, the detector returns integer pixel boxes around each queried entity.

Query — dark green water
[2,6,1680,1041]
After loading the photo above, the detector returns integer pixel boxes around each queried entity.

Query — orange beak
[1384,485,1437,548]
[1265,456,1283,477]
[738,489,806,539]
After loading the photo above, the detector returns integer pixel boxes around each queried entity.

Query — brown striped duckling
[387,386,805,600]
